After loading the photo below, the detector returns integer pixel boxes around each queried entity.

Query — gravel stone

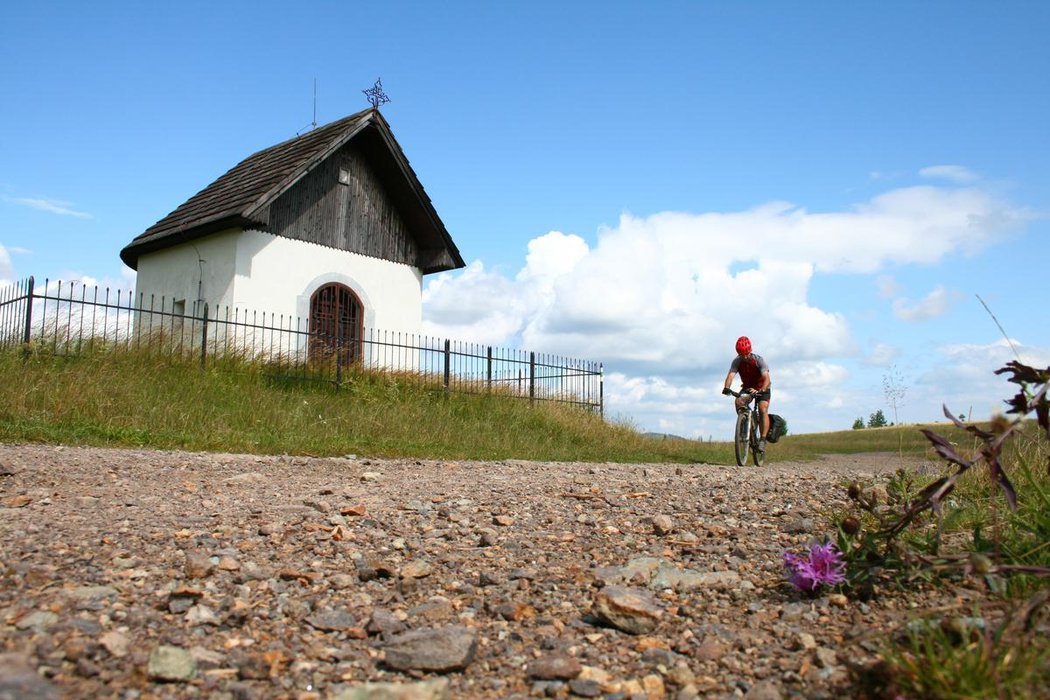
[382,626,478,673]
[333,678,450,699]
[527,653,582,680]
[147,645,197,681]
[593,586,664,635]
[0,653,60,699]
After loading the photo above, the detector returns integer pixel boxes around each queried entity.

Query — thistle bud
[841,516,861,536]
[847,482,862,501]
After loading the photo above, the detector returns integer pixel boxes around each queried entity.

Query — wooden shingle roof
[120,109,463,272]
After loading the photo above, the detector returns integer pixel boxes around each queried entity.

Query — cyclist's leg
[758,400,770,438]
[755,388,772,439]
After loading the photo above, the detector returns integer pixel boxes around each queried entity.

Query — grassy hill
[0,346,1021,464]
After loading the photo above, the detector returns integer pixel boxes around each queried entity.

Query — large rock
[651,564,740,591]
[382,626,477,673]
[597,557,741,592]
[593,586,664,635]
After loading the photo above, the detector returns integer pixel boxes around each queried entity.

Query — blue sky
[2,1,1048,438]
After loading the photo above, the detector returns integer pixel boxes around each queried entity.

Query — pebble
[568,678,602,697]
[333,678,450,699]
[147,645,197,681]
[527,653,582,680]
[184,550,214,579]
[401,560,434,579]
[15,611,58,631]
[0,653,60,699]
[744,680,783,699]
[652,515,674,535]
[305,608,358,631]
[593,586,664,635]
[98,630,130,658]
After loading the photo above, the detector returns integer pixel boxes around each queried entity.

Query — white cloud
[5,196,93,219]
[422,260,530,345]
[422,182,1030,435]
[516,231,588,284]
[120,265,137,289]
[919,165,979,183]
[776,361,850,388]
[891,285,957,321]
[0,244,13,286]
[426,183,1023,367]
[917,338,1050,420]
[41,271,139,302]
[864,342,900,367]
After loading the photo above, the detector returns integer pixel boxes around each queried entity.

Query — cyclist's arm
[722,369,736,393]
[755,371,770,392]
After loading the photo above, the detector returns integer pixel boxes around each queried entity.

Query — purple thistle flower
[783,542,846,592]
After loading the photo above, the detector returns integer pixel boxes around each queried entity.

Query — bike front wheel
[734,411,750,466]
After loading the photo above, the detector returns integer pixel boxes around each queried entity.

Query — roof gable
[120,110,463,273]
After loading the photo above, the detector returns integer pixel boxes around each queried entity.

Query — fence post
[599,363,604,418]
[529,352,536,405]
[200,303,209,369]
[21,276,35,360]
[443,339,451,394]
[486,346,493,392]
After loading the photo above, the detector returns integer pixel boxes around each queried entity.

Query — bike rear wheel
[751,410,765,467]
[734,411,750,466]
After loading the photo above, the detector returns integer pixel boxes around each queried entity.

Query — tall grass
[1,347,743,463]
[831,368,1050,698]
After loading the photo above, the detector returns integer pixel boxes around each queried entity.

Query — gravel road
[0,443,942,699]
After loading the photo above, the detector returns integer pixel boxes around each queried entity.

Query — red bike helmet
[735,336,752,356]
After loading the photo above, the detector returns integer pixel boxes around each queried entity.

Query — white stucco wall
[230,229,423,334]
[135,229,240,313]
[133,229,424,365]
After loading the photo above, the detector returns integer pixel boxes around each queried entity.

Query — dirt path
[0,444,940,699]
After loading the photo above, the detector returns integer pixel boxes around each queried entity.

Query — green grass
[2,344,1011,464]
[0,347,743,462]
[867,611,1050,699]
[830,412,1050,697]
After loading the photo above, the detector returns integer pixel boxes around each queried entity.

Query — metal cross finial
[362,78,390,110]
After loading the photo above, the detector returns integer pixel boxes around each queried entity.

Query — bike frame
[729,389,765,467]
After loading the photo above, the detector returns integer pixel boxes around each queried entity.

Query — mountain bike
[727,389,765,467]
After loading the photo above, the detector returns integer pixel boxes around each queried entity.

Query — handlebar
[724,388,757,404]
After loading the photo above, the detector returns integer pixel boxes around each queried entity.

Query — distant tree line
[851,366,908,430]
[852,409,888,430]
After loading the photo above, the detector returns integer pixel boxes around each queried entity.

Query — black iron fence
[0,277,603,414]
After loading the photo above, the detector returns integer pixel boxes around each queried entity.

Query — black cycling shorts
[747,388,771,403]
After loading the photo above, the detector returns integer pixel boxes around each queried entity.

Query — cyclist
[722,336,772,452]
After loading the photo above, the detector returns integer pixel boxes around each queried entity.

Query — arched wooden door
[309,283,363,365]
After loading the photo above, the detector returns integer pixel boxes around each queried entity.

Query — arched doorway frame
[308,282,365,366]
